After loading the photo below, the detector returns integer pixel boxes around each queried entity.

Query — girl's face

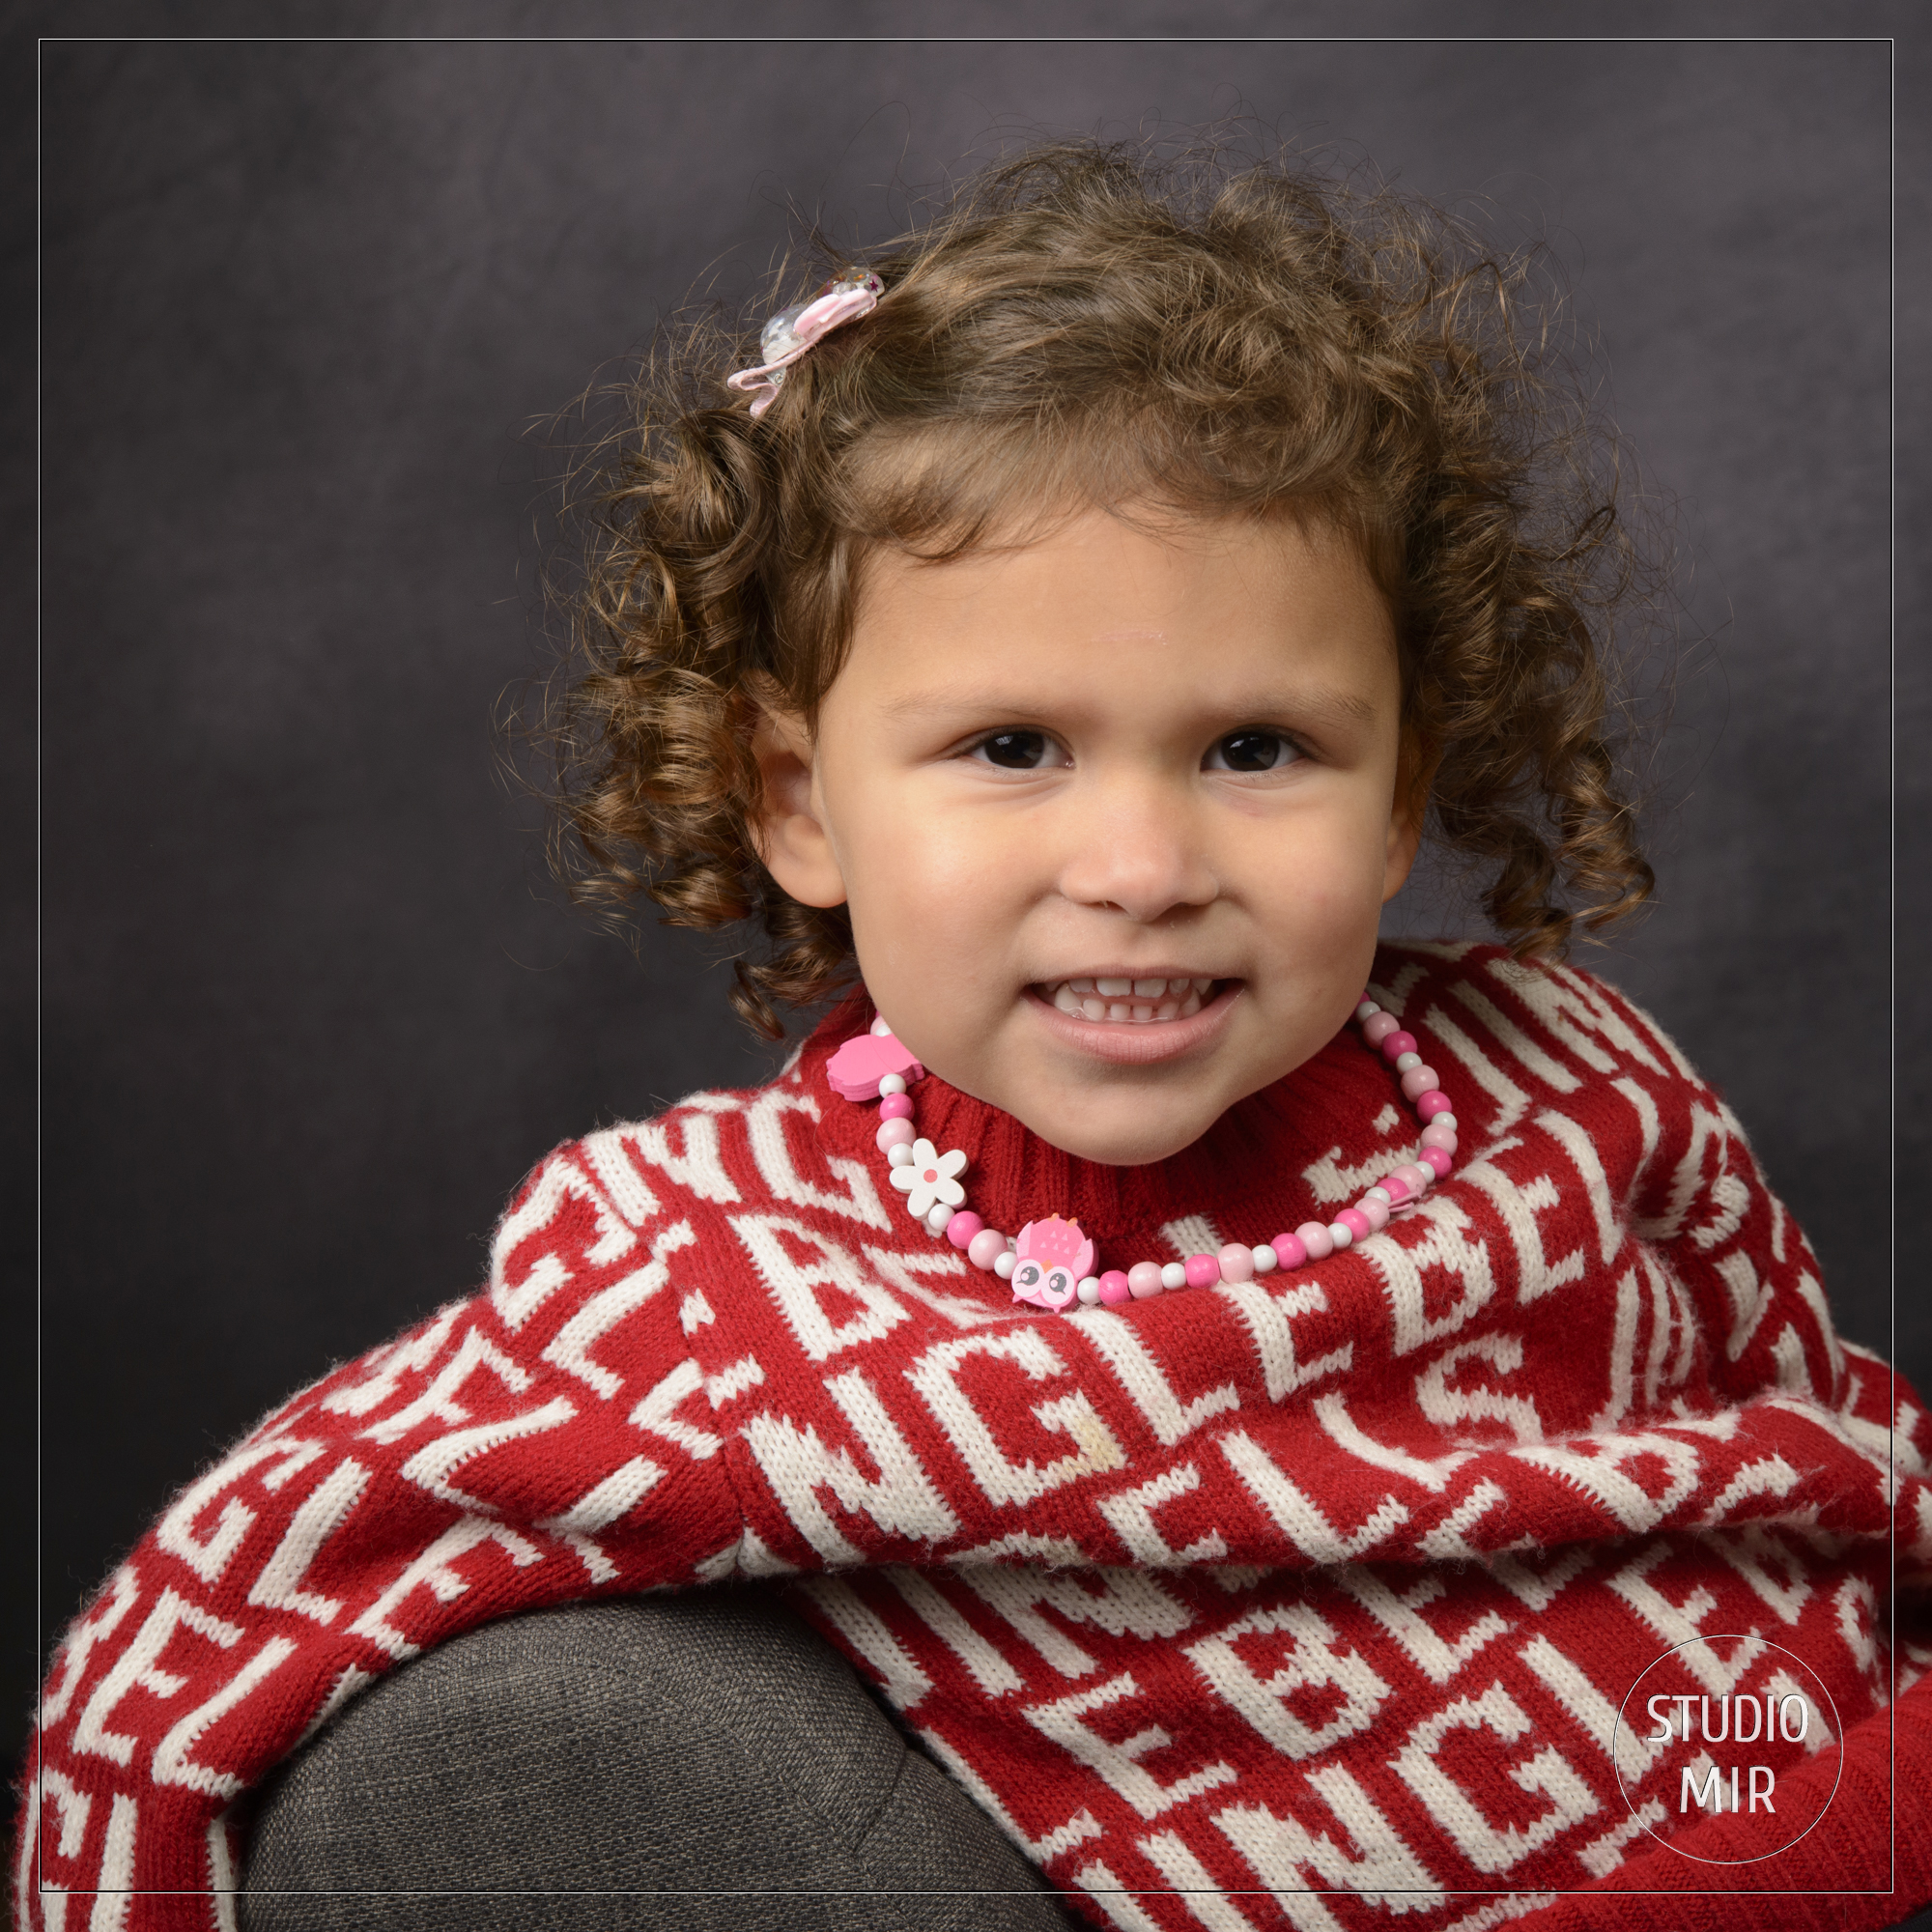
[755,504,1420,1165]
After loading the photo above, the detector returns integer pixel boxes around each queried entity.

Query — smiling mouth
[1033,976,1228,1025]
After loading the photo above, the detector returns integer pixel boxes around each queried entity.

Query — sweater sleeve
[14,1141,746,1931]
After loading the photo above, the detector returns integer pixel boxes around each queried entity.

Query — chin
[1012,1102,1215,1168]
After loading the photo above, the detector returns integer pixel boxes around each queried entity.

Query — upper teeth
[1042,976,1215,1023]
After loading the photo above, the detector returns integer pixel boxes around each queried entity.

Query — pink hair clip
[725,268,884,417]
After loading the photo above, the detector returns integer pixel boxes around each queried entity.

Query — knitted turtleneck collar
[799,990,1399,1257]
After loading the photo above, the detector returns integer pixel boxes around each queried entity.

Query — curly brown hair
[547,136,1656,1038]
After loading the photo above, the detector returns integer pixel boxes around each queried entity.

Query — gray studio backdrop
[35,36,1898,1784]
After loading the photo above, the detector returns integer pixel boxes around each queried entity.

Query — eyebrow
[879,684,1380,729]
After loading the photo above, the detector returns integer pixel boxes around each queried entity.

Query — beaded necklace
[824,993,1458,1314]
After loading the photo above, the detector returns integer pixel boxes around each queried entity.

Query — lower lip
[1026,981,1243,1064]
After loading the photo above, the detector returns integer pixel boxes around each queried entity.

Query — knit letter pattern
[16,945,1932,1928]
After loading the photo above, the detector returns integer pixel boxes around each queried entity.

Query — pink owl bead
[1416,1090,1454,1122]
[946,1210,983,1249]
[1127,1261,1166,1299]
[1268,1233,1307,1270]
[1419,1145,1454,1179]
[1217,1241,1256,1283]
[1294,1221,1333,1261]
[967,1228,1008,1271]
[1400,1065,1439,1100]
[878,1093,914,1121]
[1183,1253,1221,1290]
[1097,1270,1133,1306]
[1380,1030,1418,1063]
[875,1118,915,1152]
[1362,1011,1399,1047]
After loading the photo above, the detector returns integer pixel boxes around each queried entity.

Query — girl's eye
[1205,730,1302,774]
[970,730,1064,770]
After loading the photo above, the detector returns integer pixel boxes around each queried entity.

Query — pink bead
[1420,1123,1458,1153]
[1127,1261,1166,1299]
[1268,1233,1307,1270]
[1400,1065,1438,1100]
[1393,1163,1431,1195]
[875,1118,915,1152]
[1362,1011,1399,1046]
[967,1229,1008,1271]
[1379,1173,1412,1205]
[1416,1090,1454,1122]
[1356,1197,1390,1233]
[946,1210,983,1249]
[1216,1241,1255,1283]
[1184,1253,1222,1290]
[1380,1030,1418,1063]
[1419,1145,1453,1179]
[1295,1220,1334,1261]
[878,1093,914,1121]
[1334,1208,1371,1242]
[1097,1271,1133,1306]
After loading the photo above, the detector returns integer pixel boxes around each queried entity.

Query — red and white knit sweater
[16,943,1932,1929]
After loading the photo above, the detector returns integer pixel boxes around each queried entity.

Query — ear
[1381,730,1435,904]
[750,705,848,908]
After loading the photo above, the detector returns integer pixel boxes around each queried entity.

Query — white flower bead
[1251,1243,1278,1273]
[1160,1262,1187,1290]
[878,1072,907,1095]
[889,1139,967,1218]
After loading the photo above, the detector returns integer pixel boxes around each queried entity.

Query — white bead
[993,1250,1016,1279]
[1326,1221,1352,1250]
[870,1015,895,1037]
[877,1072,906,1095]
[1356,1000,1379,1022]
[1160,1262,1187,1290]
[1251,1244,1278,1273]
[925,1204,952,1235]
[1433,1114,1457,1132]
[887,1142,915,1166]
[1076,1277,1102,1304]
[1364,1185,1391,1202]
[1395,1051,1421,1072]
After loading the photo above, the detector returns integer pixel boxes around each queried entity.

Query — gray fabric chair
[239,1589,1076,1931]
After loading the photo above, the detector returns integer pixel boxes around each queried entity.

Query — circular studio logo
[1611,1635,1843,1863]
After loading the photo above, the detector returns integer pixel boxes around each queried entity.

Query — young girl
[18,141,1929,1931]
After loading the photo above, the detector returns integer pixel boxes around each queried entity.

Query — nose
[1053,772,1219,923]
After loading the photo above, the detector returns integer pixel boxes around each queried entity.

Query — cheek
[1241,802,1395,919]
[840,809,1031,986]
